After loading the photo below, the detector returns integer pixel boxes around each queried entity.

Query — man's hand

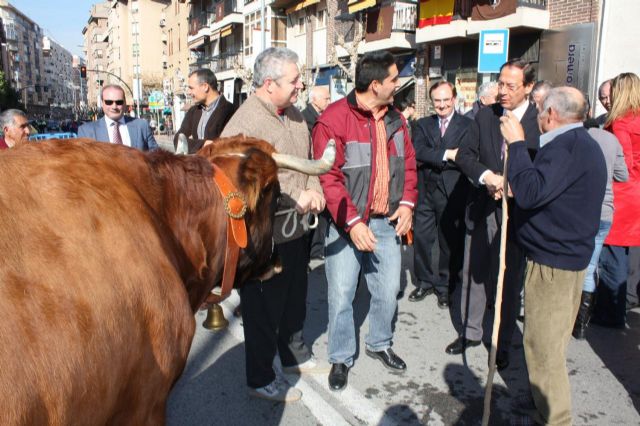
[349,222,377,252]
[445,148,458,162]
[500,111,525,144]
[295,189,326,214]
[203,139,215,148]
[389,205,413,237]
[484,171,504,195]
[491,187,503,200]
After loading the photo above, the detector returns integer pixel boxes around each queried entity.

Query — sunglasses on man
[104,99,125,106]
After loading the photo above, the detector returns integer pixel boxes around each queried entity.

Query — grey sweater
[588,127,628,222]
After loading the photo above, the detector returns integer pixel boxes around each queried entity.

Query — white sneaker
[282,355,331,374]
[248,379,302,402]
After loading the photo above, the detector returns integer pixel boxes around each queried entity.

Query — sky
[11,0,97,58]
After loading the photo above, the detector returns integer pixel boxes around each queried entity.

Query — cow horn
[175,133,189,155]
[272,140,336,175]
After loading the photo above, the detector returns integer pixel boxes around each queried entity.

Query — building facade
[161,0,191,130]
[82,1,110,110]
[0,0,47,114]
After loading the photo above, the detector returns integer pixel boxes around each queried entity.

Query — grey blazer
[78,116,158,151]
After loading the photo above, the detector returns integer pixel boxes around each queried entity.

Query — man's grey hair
[253,47,299,88]
[0,109,27,129]
[308,85,328,103]
[478,81,498,98]
[542,87,588,122]
[531,80,553,98]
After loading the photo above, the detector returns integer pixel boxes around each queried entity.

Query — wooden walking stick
[481,145,510,426]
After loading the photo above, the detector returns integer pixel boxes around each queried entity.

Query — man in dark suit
[173,68,235,154]
[302,85,332,261]
[78,85,157,151]
[451,59,541,370]
[409,81,477,308]
[301,86,331,134]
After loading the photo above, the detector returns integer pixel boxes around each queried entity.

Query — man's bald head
[309,86,331,113]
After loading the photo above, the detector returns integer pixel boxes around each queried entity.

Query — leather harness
[206,163,248,304]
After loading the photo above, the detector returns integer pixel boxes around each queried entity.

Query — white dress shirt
[104,116,132,147]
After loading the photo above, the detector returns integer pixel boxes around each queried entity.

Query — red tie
[440,118,448,137]
[112,122,123,145]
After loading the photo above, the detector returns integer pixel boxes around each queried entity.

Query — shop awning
[220,25,233,38]
[286,0,320,14]
[348,0,377,14]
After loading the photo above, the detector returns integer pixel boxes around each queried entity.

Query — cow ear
[237,149,278,212]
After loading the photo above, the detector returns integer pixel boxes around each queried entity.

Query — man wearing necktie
[410,81,477,310]
[78,84,157,151]
[453,59,541,370]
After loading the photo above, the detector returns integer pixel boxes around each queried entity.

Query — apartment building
[0,16,9,80]
[42,36,79,117]
[102,0,169,114]
[0,0,47,114]
[82,1,110,109]
[161,0,191,129]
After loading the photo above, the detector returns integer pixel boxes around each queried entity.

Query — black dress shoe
[445,336,481,355]
[436,292,450,309]
[496,350,510,371]
[328,363,349,391]
[365,348,406,372]
[408,287,433,302]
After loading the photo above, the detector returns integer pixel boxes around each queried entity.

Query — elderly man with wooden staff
[495,87,607,425]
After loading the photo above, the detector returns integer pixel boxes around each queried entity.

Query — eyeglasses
[104,99,125,106]
[497,82,522,92]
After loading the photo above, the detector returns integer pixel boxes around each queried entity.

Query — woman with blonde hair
[593,72,640,328]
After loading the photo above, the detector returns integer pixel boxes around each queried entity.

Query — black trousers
[413,179,466,296]
[240,236,312,388]
[460,206,524,350]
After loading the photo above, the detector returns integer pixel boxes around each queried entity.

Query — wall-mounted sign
[478,29,509,73]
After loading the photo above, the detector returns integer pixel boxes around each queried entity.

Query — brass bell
[202,303,228,331]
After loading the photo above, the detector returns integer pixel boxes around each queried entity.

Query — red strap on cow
[206,163,248,303]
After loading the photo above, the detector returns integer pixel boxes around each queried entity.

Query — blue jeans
[325,218,401,367]
[582,220,611,293]
[593,244,629,327]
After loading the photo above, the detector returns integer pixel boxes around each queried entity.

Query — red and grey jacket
[312,90,418,232]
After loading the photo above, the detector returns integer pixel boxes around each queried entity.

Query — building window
[131,21,140,35]
[244,10,262,56]
[297,17,305,35]
[132,43,140,57]
[316,8,327,29]
[271,16,286,48]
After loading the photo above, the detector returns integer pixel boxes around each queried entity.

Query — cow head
[195,135,334,300]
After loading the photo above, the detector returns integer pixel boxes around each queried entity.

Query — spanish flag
[418,0,454,28]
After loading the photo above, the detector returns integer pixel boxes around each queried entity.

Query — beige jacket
[221,95,322,210]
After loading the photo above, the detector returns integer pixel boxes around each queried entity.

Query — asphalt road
[165,245,640,426]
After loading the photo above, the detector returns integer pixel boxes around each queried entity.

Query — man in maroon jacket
[313,51,417,391]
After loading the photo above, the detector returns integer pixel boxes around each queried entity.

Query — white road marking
[215,293,398,426]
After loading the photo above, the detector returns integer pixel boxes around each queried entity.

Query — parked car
[29,132,77,141]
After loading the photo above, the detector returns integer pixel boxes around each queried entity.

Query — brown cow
[0,136,334,425]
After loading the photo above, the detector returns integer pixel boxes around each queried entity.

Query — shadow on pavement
[167,341,286,426]
[587,308,640,414]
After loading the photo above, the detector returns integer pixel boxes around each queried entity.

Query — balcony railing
[214,0,239,21]
[518,0,546,8]
[188,12,214,36]
[189,50,242,74]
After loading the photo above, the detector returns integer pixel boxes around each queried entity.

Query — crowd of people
[2,47,638,426]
